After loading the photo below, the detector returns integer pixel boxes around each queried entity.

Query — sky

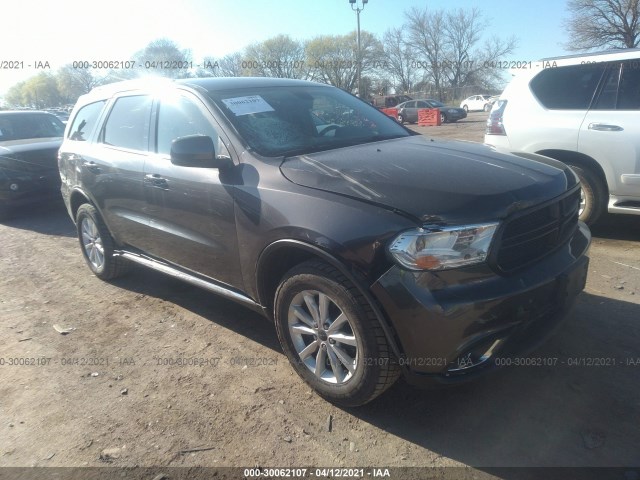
[0,0,571,99]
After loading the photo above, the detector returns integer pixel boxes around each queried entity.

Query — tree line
[6,0,639,109]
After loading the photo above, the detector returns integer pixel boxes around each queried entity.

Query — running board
[117,252,260,308]
[609,202,640,215]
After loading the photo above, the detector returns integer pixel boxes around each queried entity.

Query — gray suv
[59,77,590,406]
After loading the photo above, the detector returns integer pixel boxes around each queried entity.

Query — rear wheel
[566,163,606,225]
[440,112,447,124]
[274,261,400,406]
[462,105,469,113]
[483,104,491,112]
[397,114,405,124]
[76,204,130,280]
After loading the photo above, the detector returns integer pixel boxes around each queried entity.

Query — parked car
[485,49,640,225]
[460,95,492,112]
[0,111,65,219]
[397,99,467,124]
[370,94,412,109]
[59,77,590,406]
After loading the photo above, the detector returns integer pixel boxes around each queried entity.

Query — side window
[417,101,429,108]
[530,64,606,109]
[68,101,105,141]
[156,95,219,156]
[102,95,152,151]
[593,64,621,110]
[617,60,640,110]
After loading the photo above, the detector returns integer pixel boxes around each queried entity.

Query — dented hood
[280,136,578,225]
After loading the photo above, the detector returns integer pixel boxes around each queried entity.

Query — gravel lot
[1,111,639,477]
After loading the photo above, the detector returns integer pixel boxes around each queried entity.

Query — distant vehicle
[485,48,640,224]
[0,111,65,219]
[396,99,467,124]
[460,95,492,112]
[370,94,412,109]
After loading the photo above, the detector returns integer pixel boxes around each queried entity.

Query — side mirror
[170,135,229,168]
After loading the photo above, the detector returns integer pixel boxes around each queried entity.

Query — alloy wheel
[81,216,105,270]
[287,290,358,384]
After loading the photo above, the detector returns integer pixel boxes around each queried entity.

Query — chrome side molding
[117,252,259,308]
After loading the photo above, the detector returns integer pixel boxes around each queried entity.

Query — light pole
[349,0,368,98]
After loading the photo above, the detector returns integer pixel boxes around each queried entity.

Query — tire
[397,114,404,124]
[274,261,400,406]
[566,163,606,225]
[440,112,447,124]
[75,204,130,280]
[483,104,491,112]
[0,204,9,221]
[462,105,469,113]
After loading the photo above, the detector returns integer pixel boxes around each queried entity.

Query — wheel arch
[256,239,404,360]
[536,149,609,195]
[69,188,94,222]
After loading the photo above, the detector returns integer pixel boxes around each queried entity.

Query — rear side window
[102,95,152,151]
[530,64,606,109]
[68,101,105,141]
[617,60,640,109]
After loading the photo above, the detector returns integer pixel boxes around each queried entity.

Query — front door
[142,91,243,288]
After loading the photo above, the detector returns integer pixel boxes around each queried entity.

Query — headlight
[388,223,499,271]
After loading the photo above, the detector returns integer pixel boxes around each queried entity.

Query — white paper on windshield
[222,95,275,116]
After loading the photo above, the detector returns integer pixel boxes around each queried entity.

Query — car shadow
[591,213,640,241]
[344,292,640,473]
[110,267,282,353]
[0,198,75,237]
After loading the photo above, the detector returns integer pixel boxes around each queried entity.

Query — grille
[494,188,581,273]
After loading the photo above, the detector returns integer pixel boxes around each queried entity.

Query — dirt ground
[1,112,639,478]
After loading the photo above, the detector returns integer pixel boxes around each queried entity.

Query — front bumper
[371,222,591,387]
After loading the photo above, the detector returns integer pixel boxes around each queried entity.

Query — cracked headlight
[388,223,499,271]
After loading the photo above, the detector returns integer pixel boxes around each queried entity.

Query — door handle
[82,161,101,173]
[144,173,169,189]
[588,123,623,132]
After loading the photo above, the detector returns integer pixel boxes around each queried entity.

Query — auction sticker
[222,95,275,116]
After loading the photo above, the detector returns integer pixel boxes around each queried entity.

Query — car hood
[0,137,62,175]
[280,136,578,225]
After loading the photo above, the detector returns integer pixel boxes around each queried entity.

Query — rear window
[530,64,606,110]
[0,113,65,141]
[68,101,106,141]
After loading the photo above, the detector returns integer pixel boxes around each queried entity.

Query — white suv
[485,49,640,224]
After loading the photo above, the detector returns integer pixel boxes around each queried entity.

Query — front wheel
[274,261,400,406]
[566,163,606,225]
[76,204,130,280]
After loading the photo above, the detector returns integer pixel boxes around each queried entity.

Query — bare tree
[405,7,447,100]
[306,31,384,94]
[131,38,193,78]
[197,52,243,77]
[382,27,418,94]
[565,0,640,50]
[243,35,308,79]
[56,65,103,103]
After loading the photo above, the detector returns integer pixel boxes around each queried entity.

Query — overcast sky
[0,0,570,98]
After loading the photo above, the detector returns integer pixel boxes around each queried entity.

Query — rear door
[142,90,242,287]
[579,60,640,199]
[82,94,152,248]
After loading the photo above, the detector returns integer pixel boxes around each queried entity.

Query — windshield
[0,113,65,141]
[206,85,410,157]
